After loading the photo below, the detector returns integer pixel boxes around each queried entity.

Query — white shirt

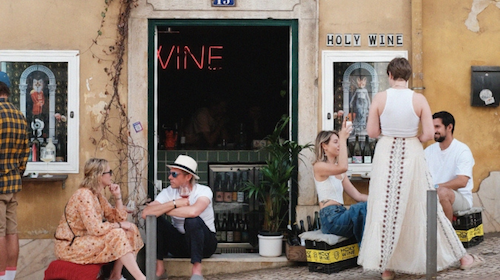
[425,139,475,207]
[314,175,344,205]
[380,88,420,137]
[155,183,216,233]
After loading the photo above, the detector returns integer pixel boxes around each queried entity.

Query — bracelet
[117,222,122,228]
[173,199,177,208]
[116,197,122,200]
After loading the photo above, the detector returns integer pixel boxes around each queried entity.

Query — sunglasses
[103,170,113,176]
[168,171,183,178]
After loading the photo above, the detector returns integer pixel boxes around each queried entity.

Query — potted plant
[244,115,312,256]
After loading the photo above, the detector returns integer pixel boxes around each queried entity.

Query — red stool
[44,260,106,280]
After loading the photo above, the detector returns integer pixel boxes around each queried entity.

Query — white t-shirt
[424,139,475,207]
[314,174,344,205]
[155,183,216,233]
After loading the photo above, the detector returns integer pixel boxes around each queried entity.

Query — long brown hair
[80,158,108,194]
[314,130,338,163]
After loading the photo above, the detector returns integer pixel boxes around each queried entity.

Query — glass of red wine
[179,184,191,198]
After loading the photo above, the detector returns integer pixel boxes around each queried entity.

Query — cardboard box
[305,236,358,274]
[453,212,484,248]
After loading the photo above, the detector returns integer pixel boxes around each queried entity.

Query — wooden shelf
[22,174,68,189]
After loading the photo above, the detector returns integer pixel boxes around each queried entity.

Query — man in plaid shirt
[0,71,29,280]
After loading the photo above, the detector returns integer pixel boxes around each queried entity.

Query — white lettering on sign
[326,33,403,47]
[326,34,334,46]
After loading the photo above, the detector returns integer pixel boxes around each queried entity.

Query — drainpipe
[411,0,424,93]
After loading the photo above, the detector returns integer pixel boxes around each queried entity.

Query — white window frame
[0,50,80,173]
[321,50,408,177]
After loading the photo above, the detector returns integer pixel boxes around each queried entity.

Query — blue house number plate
[212,0,235,7]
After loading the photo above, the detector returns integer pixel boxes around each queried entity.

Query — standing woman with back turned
[357,57,483,280]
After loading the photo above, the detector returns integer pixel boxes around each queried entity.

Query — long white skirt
[358,136,466,274]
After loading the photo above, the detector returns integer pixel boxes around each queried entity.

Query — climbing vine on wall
[86,0,148,226]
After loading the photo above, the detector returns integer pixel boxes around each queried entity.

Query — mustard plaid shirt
[0,97,29,193]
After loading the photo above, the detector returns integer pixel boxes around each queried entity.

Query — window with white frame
[0,50,79,173]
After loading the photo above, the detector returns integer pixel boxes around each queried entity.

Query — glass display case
[322,50,408,178]
[0,50,80,174]
[209,163,265,252]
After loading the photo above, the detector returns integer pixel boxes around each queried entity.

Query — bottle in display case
[363,135,372,163]
[352,135,362,164]
[223,173,233,203]
[220,213,227,242]
[214,173,224,203]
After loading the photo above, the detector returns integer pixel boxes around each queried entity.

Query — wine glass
[40,150,53,178]
[179,184,191,198]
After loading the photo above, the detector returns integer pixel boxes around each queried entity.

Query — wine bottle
[226,212,234,242]
[299,220,306,234]
[31,138,40,162]
[233,214,242,242]
[215,173,224,202]
[224,173,233,203]
[307,215,313,231]
[232,172,238,202]
[347,139,352,164]
[40,138,47,161]
[241,214,249,242]
[363,135,372,163]
[352,135,362,164]
[314,211,321,230]
[220,213,227,242]
[215,213,221,242]
[237,171,245,203]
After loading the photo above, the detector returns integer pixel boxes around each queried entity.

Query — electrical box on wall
[471,66,500,107]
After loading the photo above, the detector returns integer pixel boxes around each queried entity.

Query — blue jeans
[319,202,367,245]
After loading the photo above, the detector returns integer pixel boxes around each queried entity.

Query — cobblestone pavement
[169,233,500,280]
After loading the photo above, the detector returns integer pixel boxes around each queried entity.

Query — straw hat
[166,155,200,180]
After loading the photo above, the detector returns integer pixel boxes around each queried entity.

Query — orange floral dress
[54,188,143,264]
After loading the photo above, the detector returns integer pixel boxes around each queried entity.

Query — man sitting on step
[143,155,217,280]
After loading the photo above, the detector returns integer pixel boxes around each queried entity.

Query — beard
[434,134,445,142]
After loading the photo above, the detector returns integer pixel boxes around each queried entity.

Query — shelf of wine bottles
[209,164,265,248]
[347,135,377,164]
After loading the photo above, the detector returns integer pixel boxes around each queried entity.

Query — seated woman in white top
[313,119,368,244]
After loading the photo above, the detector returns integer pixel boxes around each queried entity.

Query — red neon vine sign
[157,45,223,70]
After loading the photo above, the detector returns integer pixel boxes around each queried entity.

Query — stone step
[164,253,291,277]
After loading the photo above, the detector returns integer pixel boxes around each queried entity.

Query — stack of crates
[305,236,359,274]
[452,208,484,248]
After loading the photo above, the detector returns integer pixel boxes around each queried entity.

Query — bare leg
[192,262,202,276]
[0,234,19,272]
[109,259,124,280]
[156,259,165,277]
[437,188,455,222]
[119,252,145,280]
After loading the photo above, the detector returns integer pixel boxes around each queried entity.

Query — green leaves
[242,115,312,233]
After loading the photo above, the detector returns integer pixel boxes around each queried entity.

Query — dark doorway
[156,25,290,150]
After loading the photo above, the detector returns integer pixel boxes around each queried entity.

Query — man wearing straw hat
[143,155,217,280]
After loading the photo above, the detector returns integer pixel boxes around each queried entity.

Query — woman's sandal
[381,270,395,280]
[460,253,485,270]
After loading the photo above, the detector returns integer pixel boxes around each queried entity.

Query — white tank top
[314,175,344,205]
[380,88,419,137]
